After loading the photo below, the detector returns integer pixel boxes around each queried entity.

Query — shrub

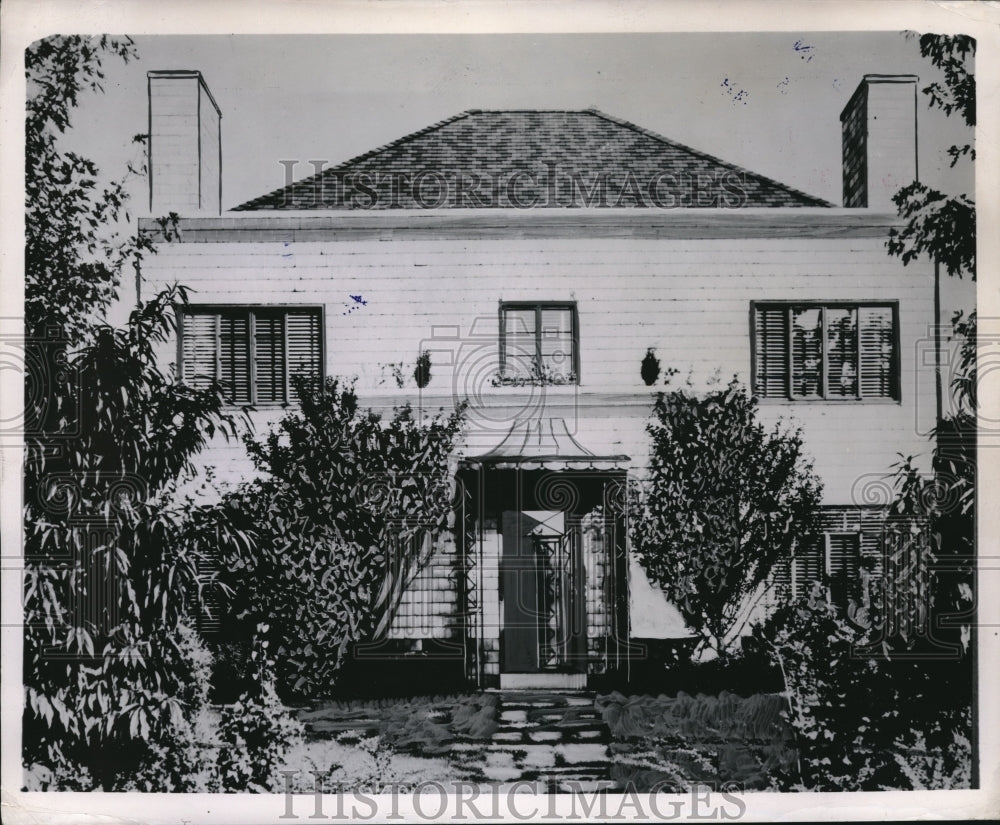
[22,294,252,789]
[754,597,973,790]
[116,622,222,792]
[413,349,432,388]
[630,377,822,657]
[217,631,304,792]
[220,377,465,698]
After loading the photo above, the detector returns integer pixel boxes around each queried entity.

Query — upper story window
[498,302,578,385]
[751,302,898,401]
[179,306,323,405]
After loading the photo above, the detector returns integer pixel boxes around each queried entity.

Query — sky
[60,31,975,212]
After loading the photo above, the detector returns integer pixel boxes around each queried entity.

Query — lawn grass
[596,690,797,791]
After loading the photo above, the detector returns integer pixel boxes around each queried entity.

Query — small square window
[499,303,578,384]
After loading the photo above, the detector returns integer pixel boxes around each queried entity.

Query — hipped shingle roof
[234,109,832,210]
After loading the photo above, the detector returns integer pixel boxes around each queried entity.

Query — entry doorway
[500,510,586,678]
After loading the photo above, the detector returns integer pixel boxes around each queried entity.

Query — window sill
[491,374,579,388]
[221,401,296,410]
[754,397,901,405]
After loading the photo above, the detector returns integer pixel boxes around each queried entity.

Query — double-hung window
[752,302,898,401]
[499,302,578,383]
[179,306,323,404]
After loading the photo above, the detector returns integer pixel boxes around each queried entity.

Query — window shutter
[793,542,824,598]
[791,307,823,398]
[825,307,858,397]
[181,311,219,389]
[827,532,861,605]
[219,313,251,404]
[828,533,861,578]
[286,309,322,395]
[754,307,788,397]
[253,312,286,403]
[859,306,894,398]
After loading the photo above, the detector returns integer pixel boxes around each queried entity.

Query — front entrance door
[501,510,586,674]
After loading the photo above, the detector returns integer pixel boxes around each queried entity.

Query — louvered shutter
[791,307,823,398]
[219,313,251,404]
[754,307,788,397]
[181,311,219,389]
[827,532,861,605]
[793,542,824,598]
[859,306,894,399]
[825,307,858,398]
[253,311,287,403]
[286,309,323,396]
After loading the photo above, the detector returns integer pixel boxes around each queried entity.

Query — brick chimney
[147,70,221,215]
[840,74,918,209]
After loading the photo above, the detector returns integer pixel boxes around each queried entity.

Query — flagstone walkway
[297,690,617,791]
[457,691,614,791]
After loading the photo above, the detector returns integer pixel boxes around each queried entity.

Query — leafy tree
[219,376,465,697]
[755,34,978,793]
[25,35,147,339]
[886,30,976,750]
[22,35,257,790]
[887,33,976,428]
[630,377,822,658]
[888,35,975,281]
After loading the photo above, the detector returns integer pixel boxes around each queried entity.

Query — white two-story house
[137,70,939,689]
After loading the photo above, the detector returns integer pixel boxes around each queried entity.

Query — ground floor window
[771,507,927,621]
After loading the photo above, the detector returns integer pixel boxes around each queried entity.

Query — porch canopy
[461,417,630,471]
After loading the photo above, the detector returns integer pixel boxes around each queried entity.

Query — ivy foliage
[630,377,822,658]
[219,376,466,698]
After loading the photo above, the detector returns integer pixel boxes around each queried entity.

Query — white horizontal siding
[142,234,938,503]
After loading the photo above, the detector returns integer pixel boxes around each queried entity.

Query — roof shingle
[234,109,833,210]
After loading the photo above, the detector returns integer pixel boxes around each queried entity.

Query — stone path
[297,690,618,791]
[452,691,615,791]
